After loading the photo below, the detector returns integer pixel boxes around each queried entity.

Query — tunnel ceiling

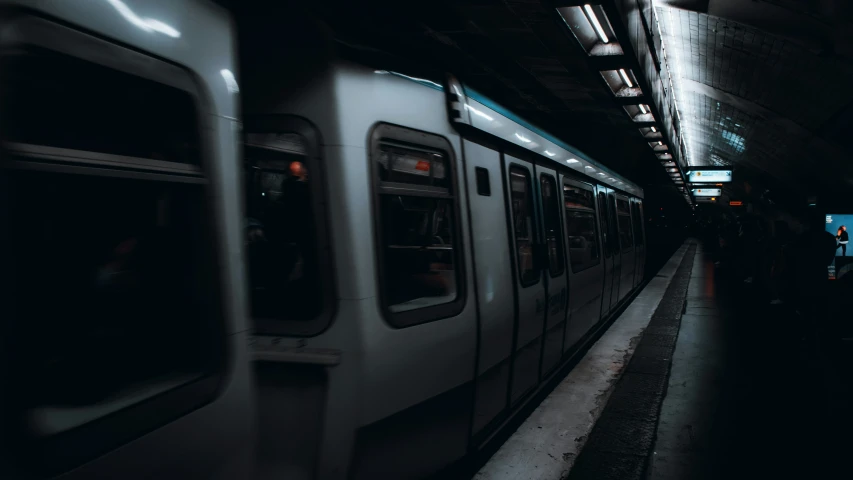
[655,0,853,206]
[219,0,853,208]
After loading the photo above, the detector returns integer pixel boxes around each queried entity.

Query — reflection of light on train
[2,3,650,479]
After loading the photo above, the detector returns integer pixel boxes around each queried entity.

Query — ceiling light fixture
[639,104,648,114]
[618,69,634,88]
[651,126,657,133]
[583,4,609,44]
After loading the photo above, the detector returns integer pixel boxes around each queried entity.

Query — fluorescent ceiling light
[658,141,663,146]
[618,69,633,88]
[639,104,648,114]
[583,4,609,44]
[651,126,657,133]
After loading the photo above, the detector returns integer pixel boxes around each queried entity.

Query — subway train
[1,1,648,479]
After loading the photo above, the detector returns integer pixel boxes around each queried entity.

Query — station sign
[695,197,717,203]
[692,188,722,197]
[686,170,732,183]
[729,201,743,206]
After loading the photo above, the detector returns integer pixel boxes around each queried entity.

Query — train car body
[238,18,647,480]
[0,1,254,479]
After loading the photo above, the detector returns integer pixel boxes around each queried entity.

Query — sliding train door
[596,186,616,317]
[605,189,622,309]
[502,154,547,406]
[631,198,646,287]
[463,140,515,439]
[533,165,568,379]
[615,195,636,302]
[562,178,604,351]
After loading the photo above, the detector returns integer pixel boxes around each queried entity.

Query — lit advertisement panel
[692,188,721,197]
[826,214,853,280]
[686,170,732,183]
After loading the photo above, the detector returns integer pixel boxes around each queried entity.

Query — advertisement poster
[825,214,853,280]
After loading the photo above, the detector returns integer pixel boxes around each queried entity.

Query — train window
[244,134,323,324]
[540,174,564,277]
[0,46,200,164]
[509,166,539,286]
[371,125,465,328]
[606,195,618,253]
[564,184,600,272]
[1,44,222,475]
[632,202,645,246]
[475,167,491,196]
[616,199,634,252]
[597,192,612,258]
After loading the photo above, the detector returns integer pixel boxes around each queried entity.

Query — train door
[562,178,604,352]
[463,140,515,439]
[503,155,547,405]
[596,186,615,317]
[606,190,621,309]
[534,165,568,379]
[631,199,647,287]
[615,195,635,302]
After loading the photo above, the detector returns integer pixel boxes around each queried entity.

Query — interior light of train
[515,133,531,143]
[567,159,580,164]
[107,0,181,38]
[639,104,648,114]
[651,126,657,132]
[618,69,634,88]
[464,104,494,121]
[583,4,609,43]
[545,150,556,156]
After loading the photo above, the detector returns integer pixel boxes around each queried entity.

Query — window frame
[597,191,612,258]
[539,173,565,278]
[369,122,467,329]
[616,196,634,253]
[508,163,541,288]
[243,114,337,337]
[0,14,227,478]
[631,200,645,247]
[564,180,601,273]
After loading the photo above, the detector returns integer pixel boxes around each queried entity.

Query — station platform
[475,239,852,480]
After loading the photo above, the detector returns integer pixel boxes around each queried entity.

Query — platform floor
[476,240,852,480]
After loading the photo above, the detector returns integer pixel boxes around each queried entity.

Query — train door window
[597,191,611,258]
[475,167,491,196]
[564,183,600,272]
[0,40,222,475]
[540,174,565,277]
[616,199,634,252]
[631,201,644,246]
[607,195,619,254]
[509,166,539,286]
[243,129,328,333]
[371,124,464,327]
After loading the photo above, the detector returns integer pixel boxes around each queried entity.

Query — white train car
[0,1,254,479]
[237,15,647,480]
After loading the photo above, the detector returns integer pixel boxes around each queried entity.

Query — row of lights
[558,3,691,205]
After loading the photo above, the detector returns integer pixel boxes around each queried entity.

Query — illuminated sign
[729,201,743,206]
[692,188,722,197]
[695,197,717,203]
[686,170,732,183]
